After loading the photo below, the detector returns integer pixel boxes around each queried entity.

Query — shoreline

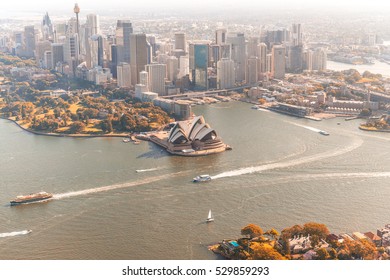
[359,125,390,133]
[0,116,130,138]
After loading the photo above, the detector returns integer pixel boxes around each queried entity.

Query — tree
[303,222,330,240]
[315,248,330,260]
[265,228,279,240]
[241,224,264,239]
[281,224,303,240]
[250,243,286,260]
[69,121,85,134]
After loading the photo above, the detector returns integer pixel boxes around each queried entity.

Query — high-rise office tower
[178,56,189,78]
[42,12,54,41]
[167,56,179,82]
[64,33,79,75]
[272,45,286,79]
[266,54,272,73]
[246,56,258,85]
[139,70,149,90]
[130,33,148,86]
[303,50,313,71]
[44,50,52,69]
[86,14,100,36]
[24,26,36,58]
[291,23,303,47]
[256,43,267,74]
[189,43,209,90]
[217,58,235,89]
[51,43,64,69]
[116,20,133,64]
[89,35,104,68]
[35,41,51,66]
[174,33,186,52]
[247,37,260,58]
[216,28,227,45]
[117,62,131,88]
[288,45,303,73]
[226,32,246,82]
[145,64,166,95]
[312,48,327,71]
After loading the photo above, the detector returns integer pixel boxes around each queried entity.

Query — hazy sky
[2,0,390,14]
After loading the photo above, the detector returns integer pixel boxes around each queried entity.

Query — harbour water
[1,101,390,259]
[327,60,390,77]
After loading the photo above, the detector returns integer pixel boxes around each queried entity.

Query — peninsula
[210,222,390,260]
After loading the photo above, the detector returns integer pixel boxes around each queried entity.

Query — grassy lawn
[69,103,81,114]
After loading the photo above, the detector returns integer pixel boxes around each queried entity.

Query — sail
[208,210,212,219]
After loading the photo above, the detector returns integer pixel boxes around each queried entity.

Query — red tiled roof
[364,232,381,241]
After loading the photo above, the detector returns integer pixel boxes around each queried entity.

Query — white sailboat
[206,210,214,223]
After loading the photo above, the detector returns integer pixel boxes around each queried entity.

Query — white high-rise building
[86,14,100,36]
[178,56,189,78]
[145,64,166,95]
[256,43,267,74]
[117,62,131,88]
[139,71,149,90]
[215,28,227,45]
[291,23,303,47]
[312,48,327,71]
[167,56,179,82]
[272,45,286,79]
[217,58,235,89]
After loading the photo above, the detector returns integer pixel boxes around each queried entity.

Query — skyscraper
[272,45,286,79]
[291,23,303,47]
[226,32,246,82]
[145,64,166,95]
[167,56,179,82]
[117,62,131,88]
[216,28,227,45]
[24,26,36,58]
[86,14,100,36]
[51,43,64,69]
[174,33,186,52]
[189,43,209,90]
[116,20,133,64]
[64,33,79,75]
[42,12,54,41]
[217,58,235,89]
[256,43,267,74]
[246,56,258,85]
[130,33,148,86]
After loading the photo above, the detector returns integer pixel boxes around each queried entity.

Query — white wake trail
[212,137,363,179]
[0,230,31,238]
[53,171,184,200]
[136,167,161,173]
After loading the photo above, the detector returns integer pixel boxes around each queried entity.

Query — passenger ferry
[193,175,212,183]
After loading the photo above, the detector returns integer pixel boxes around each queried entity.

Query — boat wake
[0,230,31,238]
[287,122,322,133]
[212,137,363,180]
[136,167,161,173]
[53,171,186,200]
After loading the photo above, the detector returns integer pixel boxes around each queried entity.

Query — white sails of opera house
[166,116,229,155]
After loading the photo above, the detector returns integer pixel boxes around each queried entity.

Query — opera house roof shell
[168,116,217,145]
